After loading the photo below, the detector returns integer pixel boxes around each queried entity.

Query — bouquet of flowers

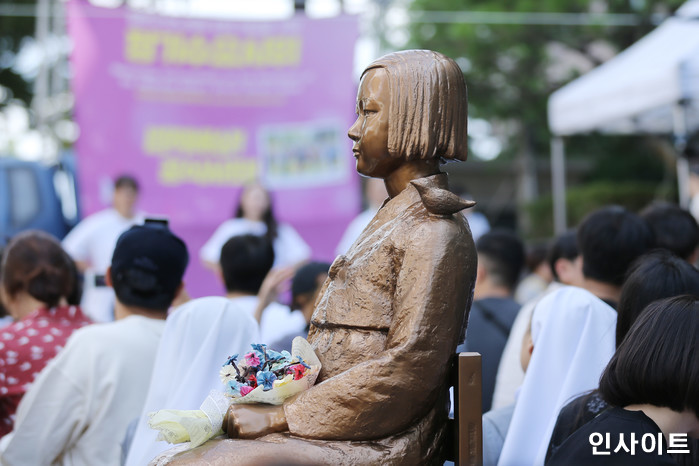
[220,342,319,404]
[148,337,320,448]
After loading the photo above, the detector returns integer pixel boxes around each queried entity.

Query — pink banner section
[67,1,361,297]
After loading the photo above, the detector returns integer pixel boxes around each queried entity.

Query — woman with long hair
[199,183,311,271]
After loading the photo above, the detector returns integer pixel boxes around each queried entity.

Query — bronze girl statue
[161,49,477,465]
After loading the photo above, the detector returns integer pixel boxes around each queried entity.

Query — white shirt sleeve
[0,341,88,465]
[199,220,235,264]
[273,224,311,268]
[62,215,99,264]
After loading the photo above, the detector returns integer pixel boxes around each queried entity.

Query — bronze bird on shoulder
[411,177,476,216]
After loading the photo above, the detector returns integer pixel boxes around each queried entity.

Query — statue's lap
[155,433,398,466]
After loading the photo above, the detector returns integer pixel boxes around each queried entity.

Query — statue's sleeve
[284,219,473,440]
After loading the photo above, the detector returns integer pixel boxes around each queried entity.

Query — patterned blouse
[0,306,91,436]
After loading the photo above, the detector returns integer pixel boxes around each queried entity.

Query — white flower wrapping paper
[148,337,321,448]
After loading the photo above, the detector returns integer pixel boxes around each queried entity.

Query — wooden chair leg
[454,352,482,466]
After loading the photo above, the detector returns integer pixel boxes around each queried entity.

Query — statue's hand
[224,403,288,439]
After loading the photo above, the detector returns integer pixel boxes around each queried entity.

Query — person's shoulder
[171,296,249,323]
[68,317,150,341]
[540,286,613,312]
[216,218,265,236]
[82,207,120,224]
[545,285,594,301]
[63,208,113,240]
[277,222,304,238]
[64,321,115,346]
[483,404,515,430]
[264,301,294,317]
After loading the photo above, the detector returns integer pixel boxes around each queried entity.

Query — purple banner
[67,1,360,297]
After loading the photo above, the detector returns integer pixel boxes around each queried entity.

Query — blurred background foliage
[0,0,36,106]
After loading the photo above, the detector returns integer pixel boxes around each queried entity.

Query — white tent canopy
[549,1,699,135]
[546,1,699,233]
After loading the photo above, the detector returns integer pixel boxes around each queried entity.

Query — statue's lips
[352,149,360,158]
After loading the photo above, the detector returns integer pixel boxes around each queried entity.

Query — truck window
[8,166,41,229]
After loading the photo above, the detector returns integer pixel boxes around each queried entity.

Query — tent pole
[673,102,690,208]
[551,137,567,235]
[677,157,690,209]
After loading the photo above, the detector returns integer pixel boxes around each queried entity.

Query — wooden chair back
[444,352,483,465]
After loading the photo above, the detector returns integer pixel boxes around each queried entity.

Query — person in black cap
[0,219,189,466]
[269,261,331,351]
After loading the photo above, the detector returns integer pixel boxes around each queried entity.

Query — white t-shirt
[125,297,260,466]
[199,218,311,269]
[62,209,143,322]
[233,296,307,345]
[0,315,165,466]
[62,208,143,274]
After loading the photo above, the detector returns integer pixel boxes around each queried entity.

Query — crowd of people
[0,172,698,465]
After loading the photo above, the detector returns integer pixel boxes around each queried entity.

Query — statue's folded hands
[223,403,288,439]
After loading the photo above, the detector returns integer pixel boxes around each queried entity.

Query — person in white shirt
[62,175,144,322]
[497,206,656,466]
[200,183,311,270]
[490,230,583,411]
[219,234,306,344]
[124,296,260,466]
[335,178,387,256]
[0,220,189,466]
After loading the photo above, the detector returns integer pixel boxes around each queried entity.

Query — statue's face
[348,68,401,179]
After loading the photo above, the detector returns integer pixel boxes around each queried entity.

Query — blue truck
[0,155,80,246]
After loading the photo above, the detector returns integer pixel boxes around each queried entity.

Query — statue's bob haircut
[362,50,468,162]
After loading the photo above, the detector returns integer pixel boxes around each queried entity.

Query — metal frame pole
[551,136,567,235]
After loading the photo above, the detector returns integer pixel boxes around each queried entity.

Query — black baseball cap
[291,262,331,299]
[110,219,189,311]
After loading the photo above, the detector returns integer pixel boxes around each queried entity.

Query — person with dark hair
[514,241,553,305]
[548,295,699,465]
[615,250,699,344]
[576,205,656,307]
[458,229,524,413]
[546,250,699,463]
[219,235,305,344]
[62,174,144,323]
[0,220,188,465]
[0,231,92,436]
[499,207,655,465]
[270,261,331,351]
[641,201,699,263]
[199,183,311,272]
[491,229,583,411]
[220,234,275,295]
[546,230,583,286]
[0,245,12,327]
